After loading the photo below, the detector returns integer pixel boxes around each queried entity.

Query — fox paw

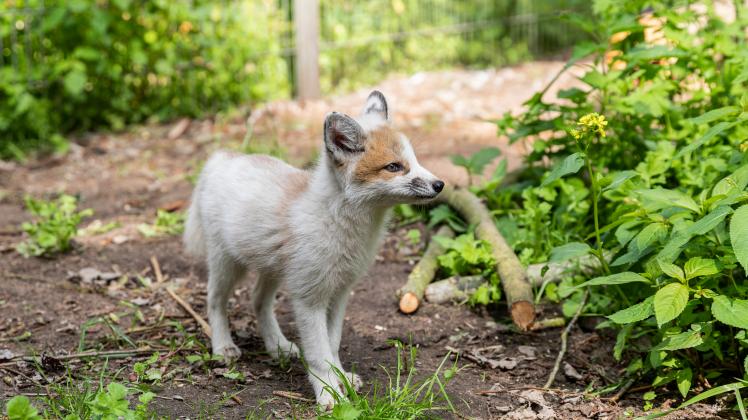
[267,341,300,360]
[345,372,363,391]
[214,343,241,364]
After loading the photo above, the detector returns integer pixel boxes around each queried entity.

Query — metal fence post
[293,0,321,100]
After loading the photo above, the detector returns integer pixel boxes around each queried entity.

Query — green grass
[318,341,459,419]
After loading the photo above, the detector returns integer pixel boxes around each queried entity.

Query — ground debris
[506,389,556,419]
[563,362,583,381]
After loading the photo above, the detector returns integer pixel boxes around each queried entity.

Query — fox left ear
[363,90,388,121]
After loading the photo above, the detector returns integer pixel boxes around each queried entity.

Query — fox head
[322,91,444,206]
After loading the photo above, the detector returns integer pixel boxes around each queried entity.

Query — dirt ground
[0,62,734,419]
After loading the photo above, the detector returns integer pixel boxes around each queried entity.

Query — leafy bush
[17,194,92,257]
[426,0,748,405]
[0,0,289,159]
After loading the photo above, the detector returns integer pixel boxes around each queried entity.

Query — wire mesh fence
[2,0,588,96]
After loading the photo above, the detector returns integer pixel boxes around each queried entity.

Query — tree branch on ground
[397,225,455,314]
[436,186,535,330]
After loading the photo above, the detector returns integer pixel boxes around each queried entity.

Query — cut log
[397,225,454,314]
[424,275,484,304]
[437,186,535,330]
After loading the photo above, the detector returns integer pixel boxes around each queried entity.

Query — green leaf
[576,272,650,288]
[677,368,693,398]
[640,381,746,419]
[608,296,655,324]
[549,242,591,263]
[713,163,748,198]
[711,295,748,329]
[636,188,700,213]
[604,170,638,191]
[687,106,740,125]
[676,121,736,158]
[626,45,688,61]
[469,147,502,175]
[541,152,585,187]
[635,223,668,250]
[731,205,748,272]
[331,402,362,420]
[684,257,719,280]
[657,206,734,263]
[653,329,703,351]
[687,205,734,236]
[654,283,689,327]
[658,259,685,282]
[6,396,42,420]
[614,324,633,361]
[63,69,87,97]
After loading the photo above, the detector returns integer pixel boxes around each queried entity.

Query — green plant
[5,396,42,420]
[138,210,184,237]
[132,352,163,384]
[5,381,155,420]
[17,194,93,257]
[1,0,289,159]
[317,341,458,419]
[450,147,501,185]
[419,0,748,412]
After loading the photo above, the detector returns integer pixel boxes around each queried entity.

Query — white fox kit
[183,91,444,407]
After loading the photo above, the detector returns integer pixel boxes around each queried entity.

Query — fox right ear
[324,112,365,157]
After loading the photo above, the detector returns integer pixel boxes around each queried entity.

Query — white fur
[184,92,442,408]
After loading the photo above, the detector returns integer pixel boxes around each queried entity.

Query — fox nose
[432,180,444,193]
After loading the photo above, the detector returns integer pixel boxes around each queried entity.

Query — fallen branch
[397,225,454,313]
[544,289,589,389]
[166,287,212,338]
[424,275,484,304]
[437,186,535,330]
[608,377,637,402]
[5,348,171,365]
[272,390,314,402]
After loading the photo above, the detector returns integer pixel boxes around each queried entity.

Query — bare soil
[0,63,733,419]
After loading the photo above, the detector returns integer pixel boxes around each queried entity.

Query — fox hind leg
[207,249,245,363]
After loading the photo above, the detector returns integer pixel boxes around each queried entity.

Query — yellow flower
[571,113,608,139]
[740,142,748,153]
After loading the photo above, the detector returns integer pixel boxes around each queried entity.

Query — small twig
[608,377,637,403]
[150,256,165,283]
[544,289,589,389]
[272,390,313,402]
[166,287,212,338]
[5,348,170,365]
[529,317,565,331]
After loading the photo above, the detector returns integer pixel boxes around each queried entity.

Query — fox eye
[384,162,403,172]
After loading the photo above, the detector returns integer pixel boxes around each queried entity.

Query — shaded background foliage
[0,0,589,159]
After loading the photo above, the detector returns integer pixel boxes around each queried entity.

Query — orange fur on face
[353,127,410,183]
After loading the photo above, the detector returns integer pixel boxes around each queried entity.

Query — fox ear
[363,90,388,121]
[324,112,365,157]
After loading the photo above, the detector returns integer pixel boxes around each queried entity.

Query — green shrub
[17,194,92,257]
[0,0,289,159]
[426,0,748,406]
